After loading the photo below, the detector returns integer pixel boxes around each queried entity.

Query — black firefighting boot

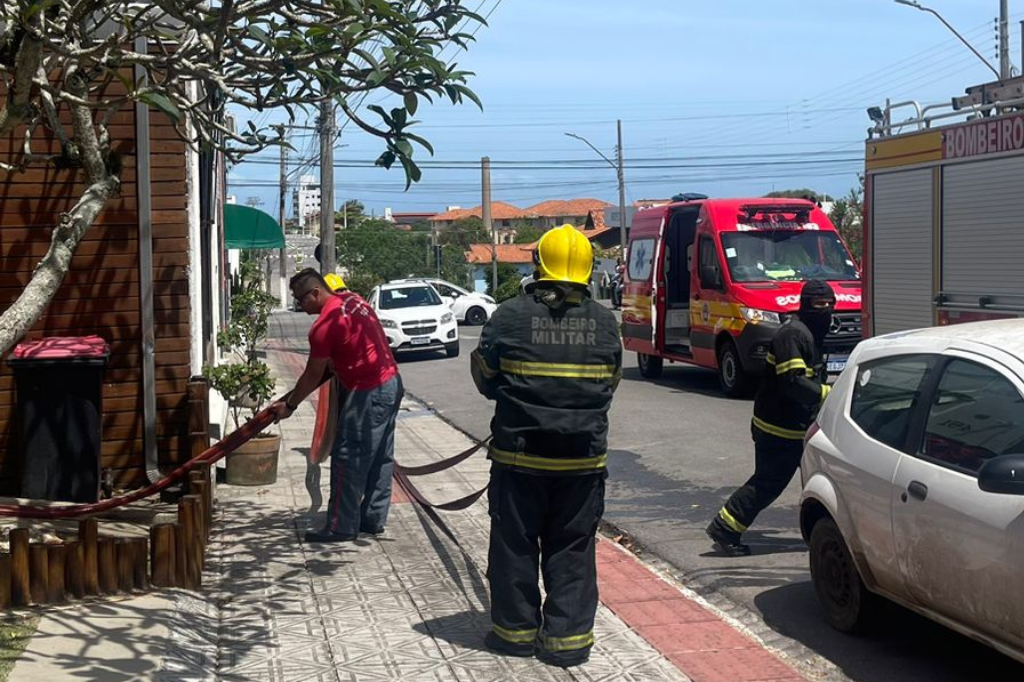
[706,516,751,557]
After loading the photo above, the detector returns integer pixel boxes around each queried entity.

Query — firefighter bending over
[471,225,622,667]
[706,279,836,556]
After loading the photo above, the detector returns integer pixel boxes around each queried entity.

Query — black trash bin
[8,336,109,503]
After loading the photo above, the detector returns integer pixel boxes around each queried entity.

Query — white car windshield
[380,286,442,310]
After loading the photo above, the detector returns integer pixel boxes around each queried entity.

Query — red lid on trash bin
[12,335,109,360]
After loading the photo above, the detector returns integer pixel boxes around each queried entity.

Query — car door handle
[904,481,929,502]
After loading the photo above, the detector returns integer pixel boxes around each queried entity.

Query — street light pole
[565,123,628,257]
[894,0,1001,80]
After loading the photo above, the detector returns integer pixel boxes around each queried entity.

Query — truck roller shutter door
[871,168,934,334]
[942,156,1024,307]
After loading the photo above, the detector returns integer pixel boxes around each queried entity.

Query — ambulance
[622,196,863,397]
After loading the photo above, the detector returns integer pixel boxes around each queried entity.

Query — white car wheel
[809,518,877,633]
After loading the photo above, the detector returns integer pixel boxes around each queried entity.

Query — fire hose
[0,389,491,519]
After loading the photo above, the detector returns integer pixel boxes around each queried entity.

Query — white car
[390,278,496,325]
[367,282,459,358]
[800,319,1024,664]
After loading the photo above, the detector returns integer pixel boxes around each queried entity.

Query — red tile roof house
[430,198,614,245]
[464,243,537,293]
[429,202,534,243]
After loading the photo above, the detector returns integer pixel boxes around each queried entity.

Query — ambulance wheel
[637,352,663,379]
[717,340,752,398]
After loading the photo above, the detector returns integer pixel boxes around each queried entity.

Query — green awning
[224,204,285,249]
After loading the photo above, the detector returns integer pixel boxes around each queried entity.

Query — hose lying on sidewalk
[0,385,491,519]
[0,408,278,520]
[393,437,491,511]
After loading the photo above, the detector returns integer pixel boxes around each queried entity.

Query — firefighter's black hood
[533,280,590,309]
[798,279,836,345]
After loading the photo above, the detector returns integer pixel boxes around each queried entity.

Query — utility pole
[482,157,495,293]
[999,0,1011,79]
[616,119,628,258]
[319,99,336,276]
[432,224,442,278]
[278,137,288,308]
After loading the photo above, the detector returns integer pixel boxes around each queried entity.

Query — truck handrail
[870,95,1024,138]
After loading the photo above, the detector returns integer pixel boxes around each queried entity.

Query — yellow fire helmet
[534,224,593,285]
[324,273,346,291]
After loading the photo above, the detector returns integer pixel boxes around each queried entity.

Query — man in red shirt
[271,268,403,542]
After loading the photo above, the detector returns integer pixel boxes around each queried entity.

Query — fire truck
[864,77,1024,336]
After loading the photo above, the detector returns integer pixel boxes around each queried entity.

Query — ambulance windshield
[720,230,859,283]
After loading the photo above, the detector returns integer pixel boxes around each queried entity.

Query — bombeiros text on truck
[864,74,1024,336]
[622,194,863,397]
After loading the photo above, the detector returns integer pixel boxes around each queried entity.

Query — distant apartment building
[292,174,321,229]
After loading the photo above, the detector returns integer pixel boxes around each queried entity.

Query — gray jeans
[326,374,403,536]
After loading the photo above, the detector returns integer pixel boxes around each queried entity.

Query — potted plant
[205,259,281,485]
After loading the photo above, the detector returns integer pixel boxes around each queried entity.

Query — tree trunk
[0,175,119,355]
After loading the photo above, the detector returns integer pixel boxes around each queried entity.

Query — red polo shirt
[308,292,398,390]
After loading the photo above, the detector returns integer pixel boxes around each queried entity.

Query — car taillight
[804,421,821,449]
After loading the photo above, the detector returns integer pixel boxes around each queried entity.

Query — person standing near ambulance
[706,279,835,556]
[471,225,622,667]
[271,268,402,543]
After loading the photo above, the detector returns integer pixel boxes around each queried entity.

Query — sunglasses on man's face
[293,287,320,304]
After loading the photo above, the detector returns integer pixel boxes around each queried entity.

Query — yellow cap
[324,273,346,291]
[535,224,593,285]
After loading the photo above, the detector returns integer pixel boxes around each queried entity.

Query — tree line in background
[330,201,541,300]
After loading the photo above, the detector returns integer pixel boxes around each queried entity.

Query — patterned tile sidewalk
[8,336,812,682]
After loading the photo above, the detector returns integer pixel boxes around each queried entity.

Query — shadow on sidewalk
[413,611,492,653]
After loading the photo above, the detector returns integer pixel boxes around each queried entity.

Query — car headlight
[440,312,454,324]
[740,307,781,324]
[379,318,398,329]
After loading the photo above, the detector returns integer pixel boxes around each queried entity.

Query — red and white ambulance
[622,196,863,396]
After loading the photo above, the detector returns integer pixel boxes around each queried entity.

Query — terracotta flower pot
[225,433,281,486]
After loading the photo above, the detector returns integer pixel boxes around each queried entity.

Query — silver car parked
[800,319,1024,664]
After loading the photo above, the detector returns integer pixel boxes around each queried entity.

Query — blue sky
[228,0,1022,216]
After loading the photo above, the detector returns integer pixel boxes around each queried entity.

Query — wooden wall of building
[0,86,194,492]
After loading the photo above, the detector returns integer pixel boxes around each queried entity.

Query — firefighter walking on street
[471,225,622,668]
[706,279,836,557]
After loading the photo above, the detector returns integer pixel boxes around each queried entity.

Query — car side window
[850,355,934,452]
[921,359,1024,474]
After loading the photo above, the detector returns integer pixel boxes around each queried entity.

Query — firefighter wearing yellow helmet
[471,224,621,667]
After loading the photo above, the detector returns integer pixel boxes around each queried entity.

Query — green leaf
[405,133,434,156]
[403,92,418,116]
[139,93,183,124]
[399,156,422,189]
[248,25,272,46]
[396,139,413,157]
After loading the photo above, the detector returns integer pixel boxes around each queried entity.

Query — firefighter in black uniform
[471,224,622,668]
[706,279,836,556]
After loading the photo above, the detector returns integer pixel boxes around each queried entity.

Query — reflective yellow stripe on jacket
[490,446,607,472]
[752,416,806,441]
[766,353,812,376]
[499,358,617,380]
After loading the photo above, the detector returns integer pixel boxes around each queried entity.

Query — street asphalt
[271,309,1024,682]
